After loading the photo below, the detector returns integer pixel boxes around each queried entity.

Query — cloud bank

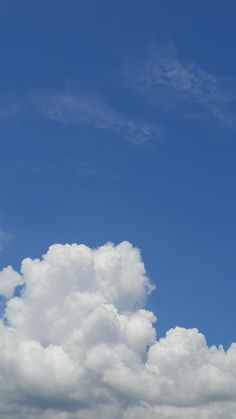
[0,241,236,418]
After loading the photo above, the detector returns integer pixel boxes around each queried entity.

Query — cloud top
[0,241,236,418]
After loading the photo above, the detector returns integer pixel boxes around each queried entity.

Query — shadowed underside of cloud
[127,47,236,128]
[31,92,159,144]
[0,241,236,418]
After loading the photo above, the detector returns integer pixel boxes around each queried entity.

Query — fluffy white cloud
[0,266,22,298]
[0,241,236,418]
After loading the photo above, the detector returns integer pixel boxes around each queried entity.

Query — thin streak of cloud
[0,229,13,251]
[0,104,22,118]
[30,92,160,144]
[72,161,108,176]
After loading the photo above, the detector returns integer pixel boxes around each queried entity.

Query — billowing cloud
[0,241,236,418]
[0,266,23,298]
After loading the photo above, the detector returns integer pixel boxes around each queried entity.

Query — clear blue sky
[1,0,236,347]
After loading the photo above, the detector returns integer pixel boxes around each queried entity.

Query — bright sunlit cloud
[0,241,236,418]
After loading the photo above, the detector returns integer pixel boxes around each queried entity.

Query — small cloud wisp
[31,92,159,144]
[126,46,236,128]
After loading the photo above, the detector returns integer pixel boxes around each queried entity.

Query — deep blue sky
[1,0,236,347]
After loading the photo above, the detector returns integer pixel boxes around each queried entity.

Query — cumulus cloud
[0,241,236,418]
[0,266,23,298]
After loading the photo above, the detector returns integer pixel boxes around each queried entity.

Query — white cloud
[0,241,236,418]
[0,266,23,298]
[127,46,235,128]
[31,92,159,144]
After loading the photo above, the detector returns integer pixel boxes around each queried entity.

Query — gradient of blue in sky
[0,0,236,347]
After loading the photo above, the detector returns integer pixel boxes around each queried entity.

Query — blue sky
[1,0,236,349]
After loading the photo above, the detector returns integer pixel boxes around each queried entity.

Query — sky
[1,1,236,418]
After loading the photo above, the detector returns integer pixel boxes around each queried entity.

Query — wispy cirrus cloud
[0,229,13,251]
[0,103,22,119]
[1,47,234,138]
[126,46,236,128]
[30,92,160,144]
